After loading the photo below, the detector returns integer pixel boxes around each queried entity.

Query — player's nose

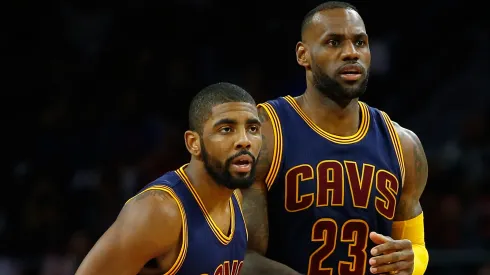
[340,41,360,61]
[234,129,252,150]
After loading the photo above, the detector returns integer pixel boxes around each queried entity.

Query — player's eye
[355,40,366,46]
[249,125,259,133]
[219,126,233,133]
[327,40,340,47]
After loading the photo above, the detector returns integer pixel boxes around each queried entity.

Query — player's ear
[184,130,201,157]
[296,41,310,69]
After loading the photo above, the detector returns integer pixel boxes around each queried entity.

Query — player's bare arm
[75,189,183,275]
[243,107,272,255]
[393,123,427,221]
[369,122,429,275]
[240,107,302,275]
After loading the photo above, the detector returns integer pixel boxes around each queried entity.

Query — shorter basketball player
[75,82,263,275]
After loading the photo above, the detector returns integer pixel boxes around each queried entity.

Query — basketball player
[75,82,262,275]
[240,2,429,275]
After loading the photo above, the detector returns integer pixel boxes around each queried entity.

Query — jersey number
[308,219,368,275]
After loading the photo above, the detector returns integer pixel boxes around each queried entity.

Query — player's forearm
[241,250,302,275]
[392,212,429,274]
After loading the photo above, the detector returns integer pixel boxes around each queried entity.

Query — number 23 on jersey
[309,219,369,275]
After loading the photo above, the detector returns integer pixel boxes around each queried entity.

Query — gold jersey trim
[379,111,406,187]
[176,165,236,245]
[283,95,370,145]
[257,102,284,191]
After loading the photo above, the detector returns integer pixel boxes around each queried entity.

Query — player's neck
[184,162,234,210]
[297,89,360,136]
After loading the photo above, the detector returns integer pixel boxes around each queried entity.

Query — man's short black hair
[189,82,256,134]
[301,1,358,39]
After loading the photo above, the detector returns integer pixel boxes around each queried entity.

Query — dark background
[3,0,489,274]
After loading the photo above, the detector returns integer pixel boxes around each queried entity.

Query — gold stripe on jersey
[233,190,248,241]
[257,102,283,191]
[283,95,370,144]
[124,185,188,275]
[380,111,406,187]
[176,165,236,245]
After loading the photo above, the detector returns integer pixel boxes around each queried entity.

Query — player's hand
[368,232,414,274]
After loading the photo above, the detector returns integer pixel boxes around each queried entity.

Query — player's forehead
[309,8,366,38]
[207,102,259,124]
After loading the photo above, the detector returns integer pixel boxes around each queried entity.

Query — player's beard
[311,60,369,108]
[200,140,258,190]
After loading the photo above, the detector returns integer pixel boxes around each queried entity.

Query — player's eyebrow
[247,118,261,125]
[213,118,237,128]
[213,118,261,128]
[354,32,368,39]
[322,32,368,40]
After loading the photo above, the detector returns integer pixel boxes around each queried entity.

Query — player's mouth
[338,64,363,81]
[231,155,253,173]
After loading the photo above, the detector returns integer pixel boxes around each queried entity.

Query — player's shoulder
[362,103,422,149]
[109,186,184,255]
[383,117,428,195]
[383,117,426,171]
[124,170,186,230]
[389,120,423,150]
[258,95,284,105]
[256,95,290,125]
[257,96,288,111]
[125,185,184,223]
[145,169,183,189]
[120,185,185,243]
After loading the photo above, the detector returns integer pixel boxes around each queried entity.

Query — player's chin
[341,84,366,98]
[227,176,255,189]
[229,170,251,179]
[340,78,364,87]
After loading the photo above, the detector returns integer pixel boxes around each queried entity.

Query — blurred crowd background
[4,0,490,274]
